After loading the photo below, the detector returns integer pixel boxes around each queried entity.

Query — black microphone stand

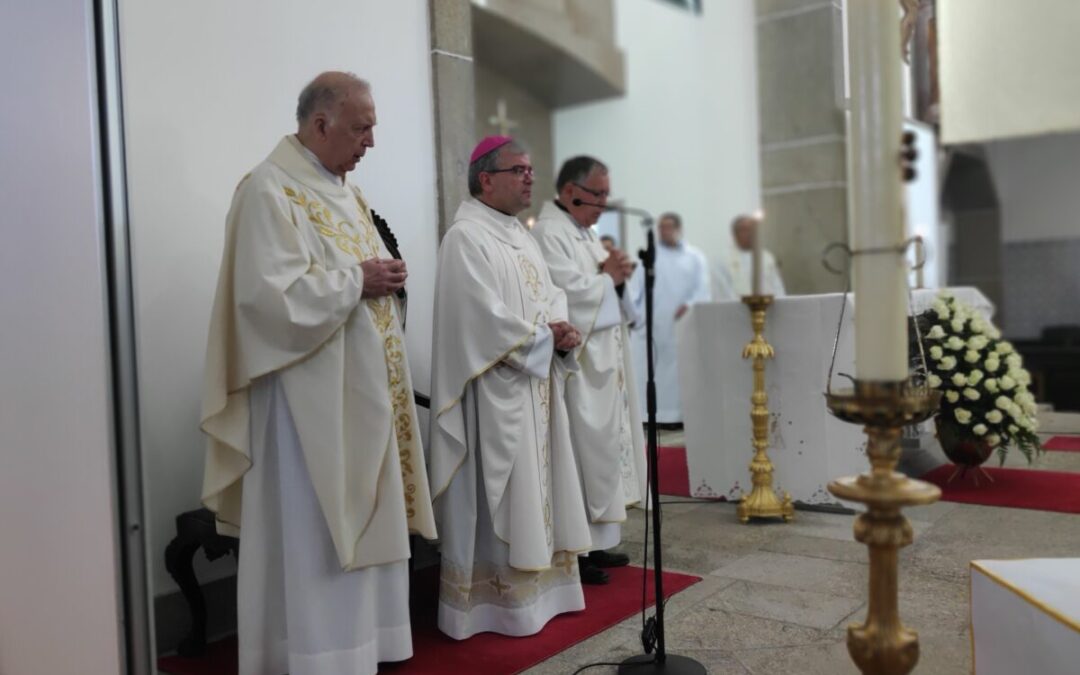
[616,213,705,675]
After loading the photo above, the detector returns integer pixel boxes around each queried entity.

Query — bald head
[295,71,376,178]
[296,71,371,126]
[731,214,759,252]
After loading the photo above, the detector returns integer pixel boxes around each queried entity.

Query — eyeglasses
[485,165,534,178]
[572,182,609,199]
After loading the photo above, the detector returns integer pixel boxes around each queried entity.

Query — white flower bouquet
[913,292,1042,465]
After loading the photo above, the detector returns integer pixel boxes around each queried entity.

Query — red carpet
[157,564,701,675]
[1044,436,1080,452]
[658,446,691,497]
[920,464,1080,513]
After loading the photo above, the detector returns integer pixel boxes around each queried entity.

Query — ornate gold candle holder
[825,381,942,675]
[737,295,794,523]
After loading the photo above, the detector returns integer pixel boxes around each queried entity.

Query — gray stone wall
[756,1,848,294]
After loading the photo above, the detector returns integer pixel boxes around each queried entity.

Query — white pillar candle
[751,216,763,296]
[847,0,908,381]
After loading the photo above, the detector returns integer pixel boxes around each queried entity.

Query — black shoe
[578,557,610,585]
[588,549,630,568]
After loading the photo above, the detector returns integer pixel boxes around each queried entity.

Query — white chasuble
[429,198,592,640]
[202,136,436,565]
[532,202,647,549]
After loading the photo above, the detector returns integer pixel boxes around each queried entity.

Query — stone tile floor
[522,418,1080,674]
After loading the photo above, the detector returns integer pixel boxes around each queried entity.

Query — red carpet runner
[158,565,701,675]
[1044,436,1080,452]
[920,464,1080,513]
[657,446,691,497]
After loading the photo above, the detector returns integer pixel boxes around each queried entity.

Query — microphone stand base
[618,653,708,675]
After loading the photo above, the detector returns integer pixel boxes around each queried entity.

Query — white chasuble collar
[456,198,533,249]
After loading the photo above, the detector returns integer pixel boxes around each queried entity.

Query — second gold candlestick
[737,295,794,524]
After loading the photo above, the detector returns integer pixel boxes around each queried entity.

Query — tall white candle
[848,0,908,381]
[751,215,763,296]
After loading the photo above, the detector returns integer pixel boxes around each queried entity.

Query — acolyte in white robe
[532,201,648,551]
[200,135,437,675]
[711,249,787,300]
[630,240,711,424]
[429,198,593,640]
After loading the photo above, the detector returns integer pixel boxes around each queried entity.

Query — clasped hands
[547,321,581,351]
[600,249,637,286]
[361,258,407,298]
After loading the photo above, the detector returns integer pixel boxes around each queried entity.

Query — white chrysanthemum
[1009,403,1023,419]
[996,342,1014,355]
[964,349,981,364]
[968,335,990,351]
[996,396,1012,410]
[929,345,944,360]
[970,317,989,335]
[954,408,973,424]
[928,374,942,389]
[986,433,1001,447]
[1023,401,1037,416]
[1016,370,1032,387]
[973,424,988,436]
[963,387,980,401]
[984,378,999,393]
[987,325,1002,339]
[1008,423,1019,434]
[932,301,950,320]
[951,373,967,387]
[945,390,960,404]
[947,336,966,351]
[1006,354,1022,369]
[985,358,1001,373]
[987,410,1004,424]
[968,370,984,386]
[1000,375,1017,391]
[950,318,966,333]
[939,356,957,371]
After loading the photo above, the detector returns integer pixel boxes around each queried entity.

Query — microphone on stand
[571,198,704,675]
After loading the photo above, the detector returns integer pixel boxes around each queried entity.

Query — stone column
[429,0,476,237]
[756,0,848,294]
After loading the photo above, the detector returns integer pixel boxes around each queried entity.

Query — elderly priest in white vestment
[712,213,786,300]
[429,136,593,640]
[532,156,647,586]
[630,212,711,426]
[200,72,437,675]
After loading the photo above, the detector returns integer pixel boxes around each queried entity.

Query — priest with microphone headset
[531,156,648,586]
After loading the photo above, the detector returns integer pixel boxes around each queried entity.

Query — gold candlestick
[737,295,794,523]
[826,381,942,675]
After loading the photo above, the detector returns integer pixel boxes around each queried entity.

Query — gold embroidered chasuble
[429,198,592,572]
[200,136,436,571]
[532,202,648,524]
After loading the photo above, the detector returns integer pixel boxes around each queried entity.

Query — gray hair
[659,212,683,228]
[555,155,608,192]
[296,72,371,124]
[468,139,528,197]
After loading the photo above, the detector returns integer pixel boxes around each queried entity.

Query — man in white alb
[532,156,647,586]
[200,72,437,675]
[630,212,711,427]
[429,136,592,640]
[712,213,786,300]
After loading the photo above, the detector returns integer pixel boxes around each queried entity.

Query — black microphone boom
[571,198,654,226]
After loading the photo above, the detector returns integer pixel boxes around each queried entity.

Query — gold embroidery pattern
[283,186,421,525]
[439,553,579,612]
[518,254,543,301]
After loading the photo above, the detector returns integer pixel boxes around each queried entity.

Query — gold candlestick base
[737,295,794,524]
[825,381,942,675]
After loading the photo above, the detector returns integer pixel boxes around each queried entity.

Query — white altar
[971,559,1080,674]
[676,287,993,504]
